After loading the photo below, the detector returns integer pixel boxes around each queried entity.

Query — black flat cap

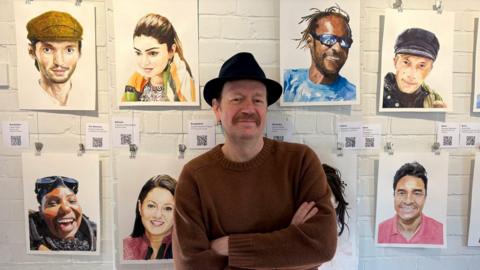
[394,28,440,61]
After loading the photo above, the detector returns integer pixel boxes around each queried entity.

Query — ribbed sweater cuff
[228,234,255,267]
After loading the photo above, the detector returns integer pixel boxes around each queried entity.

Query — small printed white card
[2,121,29,148]
[188,120,215,149]
[112,117,140,147]
[85,123,110,150]
[437,123,460,148]
[337,122,363,149]
[266,117,294,142]
[362,124,381,149]
[460,123,480,148]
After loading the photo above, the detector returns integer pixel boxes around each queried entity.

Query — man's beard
[314,52,345,80]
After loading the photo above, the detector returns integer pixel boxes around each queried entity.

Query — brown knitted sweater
[173,138,337,269]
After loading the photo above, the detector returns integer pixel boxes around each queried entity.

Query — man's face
[394,54,433,94]
[40,186,83,239]
[308,15,350,78]
[394,175,426,224]
[30,41,80,84]
[212,80,267,142]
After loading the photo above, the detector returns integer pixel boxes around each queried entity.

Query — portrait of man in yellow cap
[27,11,82,106]
[14,1,96,110]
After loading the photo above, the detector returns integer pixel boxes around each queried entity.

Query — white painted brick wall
[0,0,479,269]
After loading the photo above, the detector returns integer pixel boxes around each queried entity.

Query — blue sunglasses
[311,33,353,49]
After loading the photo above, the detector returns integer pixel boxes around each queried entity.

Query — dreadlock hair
[323,163,349,236]
[296,5,352,49]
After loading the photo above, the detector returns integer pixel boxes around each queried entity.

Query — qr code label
[10,136,21,146]
[92,137,103,148]
[273,136,284,141]
[120,134,132,145]
[466,136,476,146]
[196,135,208,146]
[345,137,356,148]
[443,136,452,146]
[365,137,375,148]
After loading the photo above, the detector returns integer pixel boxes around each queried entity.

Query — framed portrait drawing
[279,0,360,106]
[14,0,96,110]
[474,18,480,112]
[379,9,454,112]
[115,154,191,264]
[22,153,100,255]
[309,149,358,270]
[468,152,480,246]
[375,153,448,248]
[113,0,199,107]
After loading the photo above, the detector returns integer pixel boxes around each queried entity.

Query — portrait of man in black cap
[14,2,96,110]
[383,28,446,109]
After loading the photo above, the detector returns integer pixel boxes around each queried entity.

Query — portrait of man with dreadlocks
[282,5,357,104]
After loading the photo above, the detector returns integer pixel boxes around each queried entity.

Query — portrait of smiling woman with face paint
[29,176,97,251]
[123,175,176,260]
[121,13,196,103]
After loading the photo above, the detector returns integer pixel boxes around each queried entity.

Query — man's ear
[306,34,314,49]
[28,45,35,59]
[212,98,221,122]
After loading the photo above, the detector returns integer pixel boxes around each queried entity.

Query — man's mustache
[233,113,261,126]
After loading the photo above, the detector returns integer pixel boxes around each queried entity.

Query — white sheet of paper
[2,121,29,148]
[22,153,100,255]
[266,117,294,142]
[188,120,216,149]
[362,124,381,149]
[459,123,480,148]
[0,63,8,87]
[437,123,460,148]
[307,149,358,270]
[468,152,480,246]
[112,117,140,147]
[85,123,110,150]
[338,122,362,149]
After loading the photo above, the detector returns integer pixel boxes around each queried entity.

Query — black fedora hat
[203,52,282,106]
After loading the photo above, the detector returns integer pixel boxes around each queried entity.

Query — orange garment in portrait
[123,54,196,102]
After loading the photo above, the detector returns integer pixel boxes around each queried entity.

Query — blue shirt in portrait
[283,68,356,103]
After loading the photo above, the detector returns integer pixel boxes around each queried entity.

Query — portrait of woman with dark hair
[29,176,97,251]
[323,163,349,236]
[123,175,176,260]
[121,13,196,103]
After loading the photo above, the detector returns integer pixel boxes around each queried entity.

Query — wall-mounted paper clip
[385,141,394,155]
[336,142,344,157]
[35,142,43,156]
[129,143,138,159]
[433,0,443,14]
[178,144,187,159]
[75,0,82,6]
[392,0,403,12]
[25,0,33,4]
[77,143,85,156]
[432,142,441,155]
